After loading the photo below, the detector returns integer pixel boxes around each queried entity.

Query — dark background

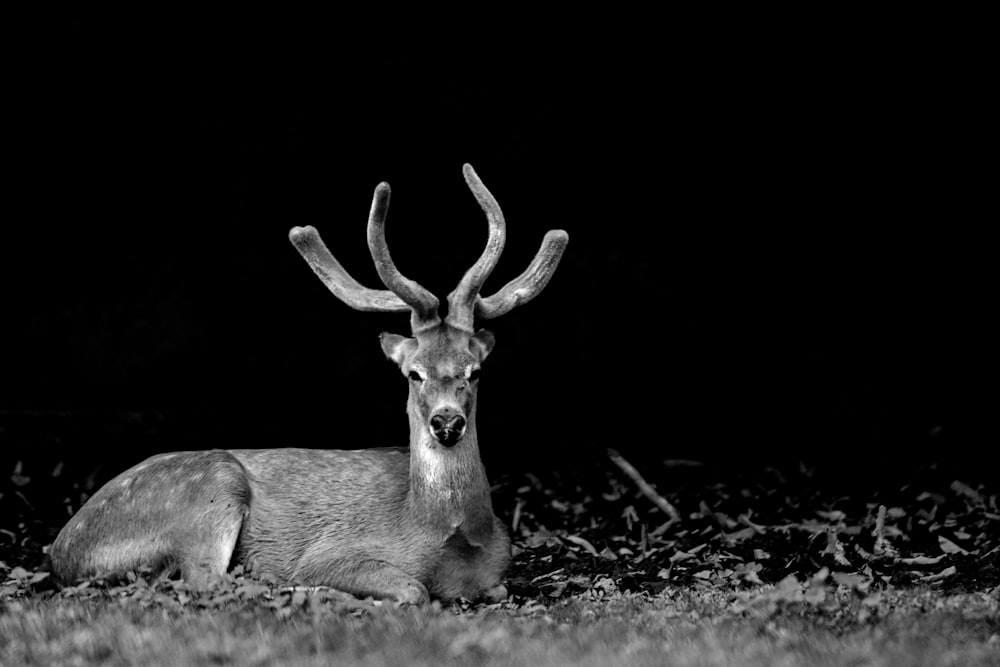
[1,44,992,488]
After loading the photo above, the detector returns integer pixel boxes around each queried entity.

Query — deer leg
[50,450,251,587]
[175,507,245,587]
[475,517,512,602]
[171,455,251,587]
[294,554,429,604]
[348,560,429,604]
[481,583,508,603]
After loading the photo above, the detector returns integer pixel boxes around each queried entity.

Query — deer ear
[380,333,415,366]
[469,329,495,362]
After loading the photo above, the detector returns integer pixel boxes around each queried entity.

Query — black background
[2,41,992,486]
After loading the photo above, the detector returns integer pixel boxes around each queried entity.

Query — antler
[445,164,507,331]
[445,164,569,331]
[291,165,566,334]
[366,183,441,331]
[289,181,441,332]
[475,229,569,320]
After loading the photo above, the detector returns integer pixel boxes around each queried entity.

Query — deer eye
[468,369,481,382]
[408,371,424,383]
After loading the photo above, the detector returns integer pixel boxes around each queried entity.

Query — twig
[530,568,565,585]
[873,505,887,549]
[511,498,525,532]
[607,449,681,524]
[872,504,898,558]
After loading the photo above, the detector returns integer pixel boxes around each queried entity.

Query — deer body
[49,164,567,603]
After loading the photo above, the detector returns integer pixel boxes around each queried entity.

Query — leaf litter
[1,449,998,625]
[491,451,999,617]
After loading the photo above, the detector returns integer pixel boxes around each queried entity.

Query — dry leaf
[938,536,968,555]
[920,566,957,582]
[831,571,870,590]
[564,535,599,556]
[900,555,944,566]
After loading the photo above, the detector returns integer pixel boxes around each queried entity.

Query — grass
[2,583,997,666]
[2,417,999,664]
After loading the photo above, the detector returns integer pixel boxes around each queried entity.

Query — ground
[2,584,997,665]
[1,418,998,664]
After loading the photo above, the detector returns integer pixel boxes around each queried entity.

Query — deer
[48,164,569,604]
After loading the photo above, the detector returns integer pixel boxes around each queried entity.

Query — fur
[48,324,510,603]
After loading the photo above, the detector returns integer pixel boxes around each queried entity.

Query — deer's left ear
[469,329,495,362]
[380,332,416,366]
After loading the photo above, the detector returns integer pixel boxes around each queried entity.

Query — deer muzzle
[429,408,467,447]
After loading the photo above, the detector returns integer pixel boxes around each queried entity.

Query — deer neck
[406,401,495,545]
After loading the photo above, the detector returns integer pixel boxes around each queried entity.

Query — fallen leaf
[11,461,30,487]
[723,527,756,543]
[738,562,763,584]
[511,499,524,532]
[824,527,852,567]
[564,535,599,557]
[803,583,826,605]
[831,572,871,590]
[737,513,766,534]
[920,566,957,582]
[662,459,704,468]
[773,574,803,601]
[951,480,982,503]
[593,576,617,593]
[522,527,561,549]
[938,536,969,555]
[810,567,830,585]
[900,555,944,566]
[236,582,270,598]
[28,571,50,585]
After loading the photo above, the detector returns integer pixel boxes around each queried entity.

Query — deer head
[289,164,568,449]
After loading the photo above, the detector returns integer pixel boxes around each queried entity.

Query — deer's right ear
[380,332,415,367]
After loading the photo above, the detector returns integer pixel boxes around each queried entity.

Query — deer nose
[430,410,466,447]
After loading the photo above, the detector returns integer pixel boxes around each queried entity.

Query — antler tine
[289,225,410,313]
[445,164,507,332]
[475,229,569,320]
[366,182,442,331]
